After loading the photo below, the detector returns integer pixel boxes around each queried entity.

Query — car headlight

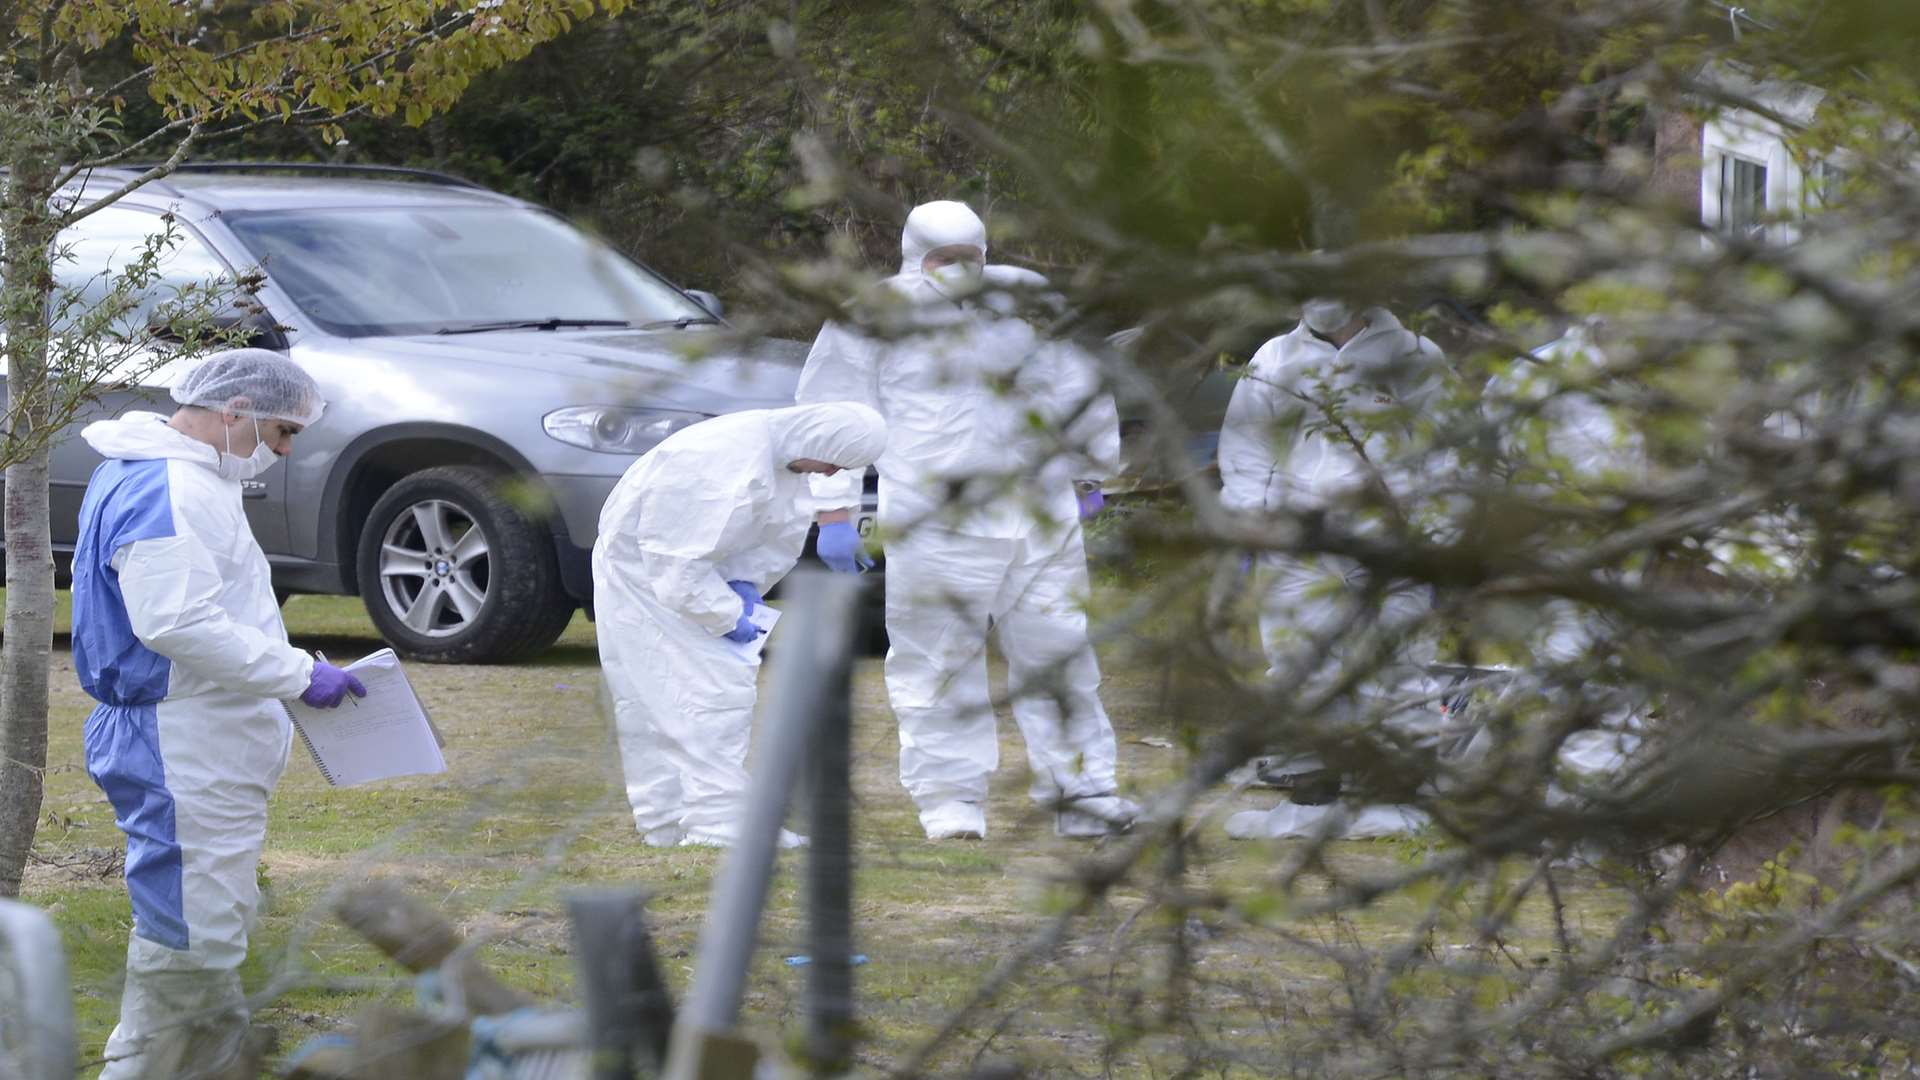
[542,406,707,454]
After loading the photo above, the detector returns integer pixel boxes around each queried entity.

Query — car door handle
[241,480,269,500]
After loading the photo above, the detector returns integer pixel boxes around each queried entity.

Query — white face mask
[926,260,984,299]
[1301,298,1356,337]
[218,418,280,481]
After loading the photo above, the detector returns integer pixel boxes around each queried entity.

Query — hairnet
[171,348,325,426]
[766,402,888,470]
[899,201,987,276]
[1301,298,1355,336]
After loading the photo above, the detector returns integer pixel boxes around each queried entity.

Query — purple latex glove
[723,610,764,644]
[1076,485,1106,520]
[816,520,872,573]
[301,662,367,709]
[727,579,763,613]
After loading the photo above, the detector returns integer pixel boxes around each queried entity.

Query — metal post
[805,580,862,1076]
[664,571,866,1080]
[0,898,76,1080]
[569,889,676,1080]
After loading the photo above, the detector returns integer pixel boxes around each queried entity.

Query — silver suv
[20,163,839,663]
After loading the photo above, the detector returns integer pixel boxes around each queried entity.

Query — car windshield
[223,206,712,337]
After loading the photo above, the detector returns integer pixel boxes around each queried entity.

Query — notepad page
[287,649,447,787]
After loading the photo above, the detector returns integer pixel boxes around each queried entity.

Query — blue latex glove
[301,663,367,709]
[1076,485,1106,520]
[723,608,764,644]
[727,579,763,613]
[815,520,872,573]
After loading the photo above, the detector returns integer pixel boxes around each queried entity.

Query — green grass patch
[17,590,1608,1075]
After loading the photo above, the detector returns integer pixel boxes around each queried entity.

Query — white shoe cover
[1225,802,1428,840]
[921,801,987,840]
[1056,794,1140,838]
[99,968,248,1080]
[677,826,810,849]
[643,824,686,848]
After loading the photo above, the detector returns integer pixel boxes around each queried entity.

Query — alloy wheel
[377,498,491,638]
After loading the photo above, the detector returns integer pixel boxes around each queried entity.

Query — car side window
[53,206,236,338]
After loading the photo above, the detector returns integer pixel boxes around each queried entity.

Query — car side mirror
[685,290,725,319]
[149,303,290,352]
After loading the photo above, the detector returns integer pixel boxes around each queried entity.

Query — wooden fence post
[569,889,676,1080]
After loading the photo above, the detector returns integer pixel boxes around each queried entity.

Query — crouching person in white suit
[593,402,888,849]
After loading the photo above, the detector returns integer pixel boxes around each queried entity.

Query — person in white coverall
[594,402,888,849]
[72,349,363,1078]
[1214,301,1450,840]
[1476,321,1645,782]
[797,199,1137,841]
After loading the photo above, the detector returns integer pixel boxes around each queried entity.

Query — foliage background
[24,1,1920,1075]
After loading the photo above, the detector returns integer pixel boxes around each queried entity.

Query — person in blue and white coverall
[71,348,362,1078]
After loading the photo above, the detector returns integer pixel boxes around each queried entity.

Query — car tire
[356,465,574,663]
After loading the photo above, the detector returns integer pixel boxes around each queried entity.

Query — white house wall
[1698,72,1827,241]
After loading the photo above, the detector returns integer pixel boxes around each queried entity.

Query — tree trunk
[0,152,61,899]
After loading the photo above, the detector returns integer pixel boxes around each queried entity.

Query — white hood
[765,402,888,471]
[898,200,987,277]
[81,412,221,471]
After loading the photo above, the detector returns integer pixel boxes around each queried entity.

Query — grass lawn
[21,589,1602,1076]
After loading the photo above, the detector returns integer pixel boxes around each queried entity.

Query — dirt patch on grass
[458,908,576,954]
[23,846,123,889]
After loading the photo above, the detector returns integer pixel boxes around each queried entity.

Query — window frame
[1716,153,1770,238]
[50,201,247,339]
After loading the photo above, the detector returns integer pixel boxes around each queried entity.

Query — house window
[1815,162,1847,208]
[1719,155,1768,236]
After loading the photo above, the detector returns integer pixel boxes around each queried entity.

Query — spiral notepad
[284,649,447,787]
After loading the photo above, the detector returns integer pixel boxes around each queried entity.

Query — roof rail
[43,165,181,197]
[115,161,489,190]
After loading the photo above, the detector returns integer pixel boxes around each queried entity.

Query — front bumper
[544,472,623,550]
[542,472,621,614]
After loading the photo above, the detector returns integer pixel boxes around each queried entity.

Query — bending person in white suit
[594,402,887,849]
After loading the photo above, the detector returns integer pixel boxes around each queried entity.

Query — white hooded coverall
[796,200,1125,836]
[72,413,317,1078]
[1218,307,1450,687]
[593,403,888,847]
[1217,308,1450,838]
[1480,326,1646,781]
